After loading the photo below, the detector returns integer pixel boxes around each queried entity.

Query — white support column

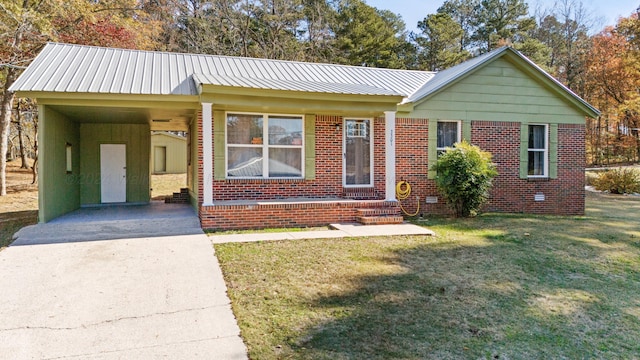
[202,103,214,206]
[384,111,397,201]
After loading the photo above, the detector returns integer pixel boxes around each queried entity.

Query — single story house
[10,42,599,229]
[151,132,187,174]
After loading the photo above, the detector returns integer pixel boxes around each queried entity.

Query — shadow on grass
[290,209,640,359]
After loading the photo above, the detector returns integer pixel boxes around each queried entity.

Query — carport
[9,43,202,224]
[35,102,197,223]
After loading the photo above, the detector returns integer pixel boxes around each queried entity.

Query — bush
[432,140,498,217]
[592,168,640,194]
[585,171,599,186]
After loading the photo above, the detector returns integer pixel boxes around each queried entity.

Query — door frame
[154,145,167,173]
[342,118,374,188]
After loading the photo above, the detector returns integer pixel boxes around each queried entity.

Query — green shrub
[593,168,640,194]
[432,140,498,217]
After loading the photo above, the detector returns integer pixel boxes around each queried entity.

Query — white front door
[100,144,126,203]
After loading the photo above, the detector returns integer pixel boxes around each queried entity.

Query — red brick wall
[206,114,387,201]
[197,113,586,229]
[200,200,396,230]
[395,119,585,217]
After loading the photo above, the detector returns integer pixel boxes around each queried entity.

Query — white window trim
[527,123,549,178]
[343,118,374,188]
[436,120,461,154]
[225,111,305,179]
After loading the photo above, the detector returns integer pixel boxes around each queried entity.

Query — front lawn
[215,192,640,359]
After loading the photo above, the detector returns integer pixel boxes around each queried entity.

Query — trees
[333,0,414,68]
[472,0,531,52]
[583,17,640,164]
[0,0,159,195]
[415,13,469,71]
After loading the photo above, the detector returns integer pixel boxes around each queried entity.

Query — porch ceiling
[48,105,195,131]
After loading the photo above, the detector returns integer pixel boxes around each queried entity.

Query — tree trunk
[16,104,29,169]
[0,67,18,196]
[31,113,38,185]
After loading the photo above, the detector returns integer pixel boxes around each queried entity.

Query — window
[65,143,72,173]
[226,113,303,178]
[436,121,460,156]
[528,124,548,177]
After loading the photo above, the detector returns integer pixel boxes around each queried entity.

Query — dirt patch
[0,160,38,248]
[0,159,38,214]
[150,173,187,200]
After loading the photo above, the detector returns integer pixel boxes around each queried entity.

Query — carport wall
[39,106,80,222]
[38,105,151,223]
[79,123,150,205]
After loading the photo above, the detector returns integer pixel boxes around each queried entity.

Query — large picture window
[436,121,461,156]
[528,124,548,177]
[226,113,303,178]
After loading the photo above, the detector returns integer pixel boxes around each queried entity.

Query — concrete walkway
[0,204,248,360]
[209,222,435,244]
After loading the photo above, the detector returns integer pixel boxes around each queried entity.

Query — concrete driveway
[0,204,247,359]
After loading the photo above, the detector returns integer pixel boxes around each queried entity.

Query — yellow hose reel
[396,181,420,217]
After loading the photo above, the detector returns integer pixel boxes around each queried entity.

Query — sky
[365,0,639,33]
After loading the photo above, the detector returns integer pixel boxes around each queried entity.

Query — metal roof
[10,43,599,117]
[10,42,434,97]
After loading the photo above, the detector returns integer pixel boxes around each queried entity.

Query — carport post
[202,103,214,206]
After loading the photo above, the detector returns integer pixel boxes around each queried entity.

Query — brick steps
[165,188,190,204]
[343,188,378,200]
[355,206,404,225]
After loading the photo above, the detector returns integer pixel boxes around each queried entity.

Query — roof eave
[199,83,405,104]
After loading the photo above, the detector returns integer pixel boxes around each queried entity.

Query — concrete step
[356,215,404,225]
[343,188,378,200]
[356,207,401,217]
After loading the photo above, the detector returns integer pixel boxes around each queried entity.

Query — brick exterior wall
[197,112,586,229]
[396,119,586,217]
[200,200,397,230]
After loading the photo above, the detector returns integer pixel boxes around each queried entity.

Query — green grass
[214,192,640,359]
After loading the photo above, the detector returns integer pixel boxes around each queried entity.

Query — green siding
[409,58,586,124]
[462,120,471,142]
[519,123,529,178]
[39,106,81,223]
[427,120,437,179]
[79,123,150,205]
[304,114,316,180]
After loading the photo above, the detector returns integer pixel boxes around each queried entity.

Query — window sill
[527,176,550,182]
[224,178,305,184]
